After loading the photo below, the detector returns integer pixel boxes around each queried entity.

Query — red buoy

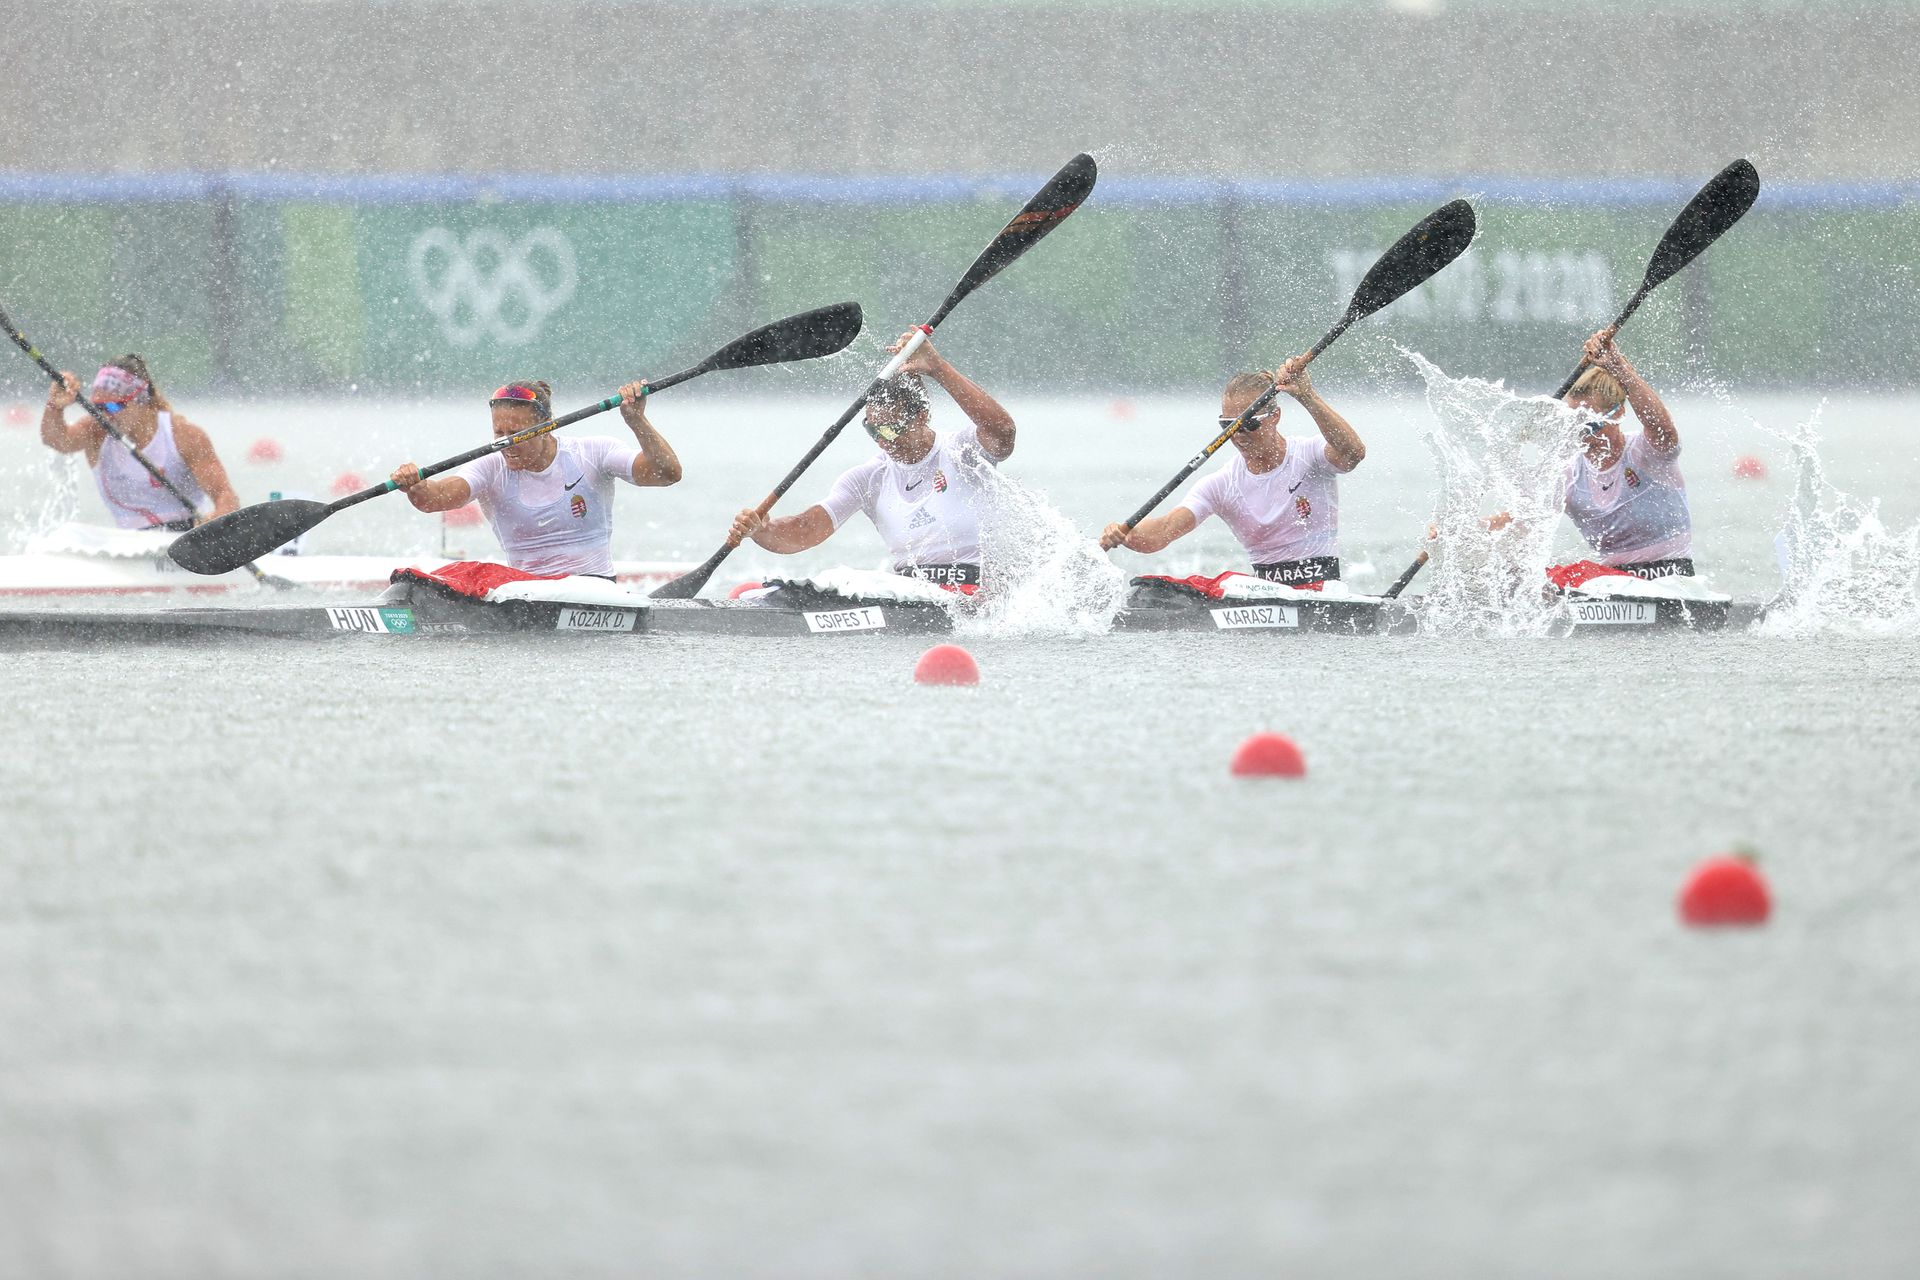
[1678,855,1771,927]
[442,504,483,528]
[3,403,31,428]
[1230,732,1306,778]
[247,437,284,464]
[914,644,980,686]
[329,471,364,498]
[1732,454,1768,481]
[727,581,764,600]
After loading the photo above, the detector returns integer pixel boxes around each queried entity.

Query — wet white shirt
[92,411,208,528]
[820,424,1005,571]
[451,435,638,576]
[1179,436,1341,563]
[1560,432,1691,565]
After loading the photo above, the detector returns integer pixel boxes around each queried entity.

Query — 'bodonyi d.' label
[1569,600,1656,626]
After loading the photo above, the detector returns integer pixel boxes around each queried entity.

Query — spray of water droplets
[962,468,1127,636]
[1408,351,1584,636]
[1760,406,1920,636]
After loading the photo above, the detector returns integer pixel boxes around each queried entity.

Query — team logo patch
[1624,467,1641,489]
[570,494,587,518]
[932,469,947,493]
[1294,495,1312,520]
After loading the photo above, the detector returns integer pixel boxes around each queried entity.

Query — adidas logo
[908,506,938,530]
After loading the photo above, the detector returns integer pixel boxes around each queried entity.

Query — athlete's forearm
[39,405,84,454]
[1298,392,1365,472]
[750,505,834,554]
[1616,360,1678,451]
[623,404,683,486]
[924,359,1015,457]
[1125,508,1197,554]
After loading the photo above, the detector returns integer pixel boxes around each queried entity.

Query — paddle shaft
[1381,550,1429,599]
[661,330,931,594]
[1114,306,1363,533]
[0,302,287,585]
[1551,160,1760,398]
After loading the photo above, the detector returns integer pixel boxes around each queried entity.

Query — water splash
[963,469,1126,636]
[1,454,83,553]
[1760,407,1920,636]
[1409,352,1583,636]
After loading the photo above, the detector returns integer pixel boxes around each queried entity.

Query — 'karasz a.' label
[804,607,886,633]
[555,606,639,632]
[1210,604,1299,630]
[326,606,416,634]
[1570,599,1656,626]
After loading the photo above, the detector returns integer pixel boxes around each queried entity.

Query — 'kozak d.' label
[555,606,639,632]
[1210,604,1299,630]
[804,607,886,633]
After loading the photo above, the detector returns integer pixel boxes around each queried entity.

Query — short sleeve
[1630,431,1682,480]
[1178,469,1225,527]
[577,436,640,484]
[820,460,879,530]
[449,452,501,501]
[1294,435,1336,478]
[949,421,1006,465]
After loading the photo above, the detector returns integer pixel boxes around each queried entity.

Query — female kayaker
[41,354,241,530]
[1486,329,1693,577]
[727,330,1015,588]
[388,378,681,577]
[1099,357,1366,585]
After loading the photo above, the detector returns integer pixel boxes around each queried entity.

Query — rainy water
[3,383,1920,1277]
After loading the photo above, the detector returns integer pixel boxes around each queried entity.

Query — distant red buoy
[727,581,764,600]
[442,504,483,527]
[1678,855,1771,927]
[3,403,31,428]
[1732,454,1768,481]
[247,437,284,464]
[329,471,364,498]
[1230,732,1306,778]
[1108,398,1137,422]
[914,644,979,686]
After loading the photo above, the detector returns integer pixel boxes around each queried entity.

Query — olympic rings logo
[407,227,579,348]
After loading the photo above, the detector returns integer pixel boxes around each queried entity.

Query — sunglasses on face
[1219,410,1273,432]
[94,400,127,415]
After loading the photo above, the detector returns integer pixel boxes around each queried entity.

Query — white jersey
[1560,432,1691,565]
[820,424,1005,572]
[1179,436,1341,564]
[451,435,639,576]
[91,411,208,529]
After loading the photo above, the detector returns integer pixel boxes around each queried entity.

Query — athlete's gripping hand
[1268,356,1315,401]
[389,463,423,489]
[46,371,79,410]
[1099,522,1133,551]
[730,507,767,547]
[887,328,943,376]
[1583,329,1630,377]
[618,379,653,422]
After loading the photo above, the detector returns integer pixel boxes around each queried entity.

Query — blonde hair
[1223,371,1271,402]
[1568,366,1625,415]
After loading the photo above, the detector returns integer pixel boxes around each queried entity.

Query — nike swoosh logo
[564,478,582,491]
[904,479,924,491]
[1288,481,1303,493]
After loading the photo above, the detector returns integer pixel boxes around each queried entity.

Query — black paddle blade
[926,152,1099,328]
[1644,159,1760,292]
[648,543,731,600]
[703,301,864,373]
[1348,198,1478,324]
[167,499,330,575]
